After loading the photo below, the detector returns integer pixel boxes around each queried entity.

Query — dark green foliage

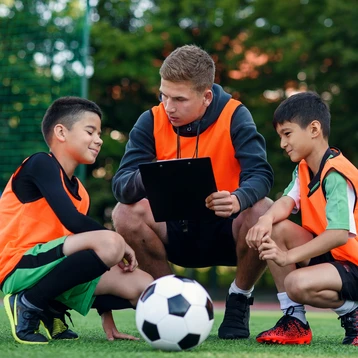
[89,0,358,225]
[85,0,358,290]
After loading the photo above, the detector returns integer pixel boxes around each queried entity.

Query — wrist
[259,214,273,225]
[285,250,295,266]
[231,194,241,213]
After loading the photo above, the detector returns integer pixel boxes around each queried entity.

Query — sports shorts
[165,216,237,268]
[2,236,100,316]
[309,252,358,301]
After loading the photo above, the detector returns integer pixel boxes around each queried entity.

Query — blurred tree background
[1,0,358,297]
[88,0,358,226]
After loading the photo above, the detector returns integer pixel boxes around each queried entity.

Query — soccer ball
[135,274,214,351]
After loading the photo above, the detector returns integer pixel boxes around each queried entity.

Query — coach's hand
[205,190,240,218]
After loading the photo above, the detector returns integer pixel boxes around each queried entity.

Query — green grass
[0,306,356,358]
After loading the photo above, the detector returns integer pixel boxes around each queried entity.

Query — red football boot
[256,314,312,345]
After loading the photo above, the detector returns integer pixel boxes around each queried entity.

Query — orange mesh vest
[0,155,90,284]
[152,99,242,192]
[299,150,358,265]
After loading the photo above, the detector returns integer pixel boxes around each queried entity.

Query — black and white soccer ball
[135,274,214,351]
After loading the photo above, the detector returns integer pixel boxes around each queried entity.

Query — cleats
[256,313,312,345]
[41,309,78,340]
[340,307,358,345]
[4,292,48,345]
[218,293,253,339]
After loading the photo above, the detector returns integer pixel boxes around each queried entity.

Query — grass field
[0,305,356,358]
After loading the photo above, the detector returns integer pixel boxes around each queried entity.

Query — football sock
[48,300,71,313]
[332,300,358,317]
[278,292,307,324]
[24,249,109,310]
[92,295,134,315]
[228,281,254,298]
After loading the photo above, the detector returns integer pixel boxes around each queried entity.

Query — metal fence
[0,0,89,190]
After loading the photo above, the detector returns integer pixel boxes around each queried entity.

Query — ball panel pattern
[142,321,160,341]
[140,282,156,302]
[179,334,201,350]
[154,275,184,297]
[136,294,168,325]
[167,294,190,317]
[206,297,214,320]
[135,274,214,351]
[184,305,214,334]
[181,281,210,306]
[157,315,188,342]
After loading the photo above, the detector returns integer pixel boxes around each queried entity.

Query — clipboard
[139,157,217,222]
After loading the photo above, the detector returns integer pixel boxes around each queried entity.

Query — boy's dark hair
[42,96,102,146]
[159,44,215,93]
[273,91,330,138]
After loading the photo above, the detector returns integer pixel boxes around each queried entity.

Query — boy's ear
[53,124,67,142]
[310,120,321,138]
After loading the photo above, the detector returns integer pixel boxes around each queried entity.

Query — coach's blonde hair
[159,45,215,93]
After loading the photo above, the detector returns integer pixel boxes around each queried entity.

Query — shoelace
[272,307,306,332]
[64,311,74,327]
[224,296,250,320]
[52,318,67,337]
[51,311,74,336]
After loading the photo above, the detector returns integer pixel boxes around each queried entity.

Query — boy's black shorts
[309,252,358,301]
[165,217,237,268]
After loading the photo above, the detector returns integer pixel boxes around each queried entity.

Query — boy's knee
[271,220,295,246]
[98,232,126,265]
[285,272,307,302]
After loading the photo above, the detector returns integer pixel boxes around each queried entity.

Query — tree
[88,0,358,222]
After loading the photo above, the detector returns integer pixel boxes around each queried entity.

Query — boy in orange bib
[246,91,358,346]
[0,97,153,344]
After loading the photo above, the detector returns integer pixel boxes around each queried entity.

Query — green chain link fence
[0,0,90,191]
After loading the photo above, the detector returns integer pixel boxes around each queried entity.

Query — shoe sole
[4,294,48,345]
[41,322,53,341]
[256,335,312,344]
[218,331,249,340]
[219,335,249,340]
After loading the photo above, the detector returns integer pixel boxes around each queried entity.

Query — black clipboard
[139,157,217,222]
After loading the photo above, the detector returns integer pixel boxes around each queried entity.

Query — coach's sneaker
[218,293,253,339]
[41,308,78,340]
[3,292,48,344]
[256,310,312,344]
[340,307,358,345]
